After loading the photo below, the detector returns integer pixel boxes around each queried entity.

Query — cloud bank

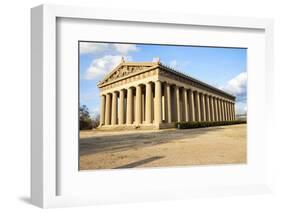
[80,43,110,54]
[84,55,132,80]
[221,72,247,114]
[80,42,138,55]
[224,72,247,99]
[81,42,138,80]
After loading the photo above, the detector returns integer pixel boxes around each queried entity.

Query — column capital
[188,88,195,93]
[146,81,152,85]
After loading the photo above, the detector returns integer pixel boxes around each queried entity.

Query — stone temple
[98,58,236,129]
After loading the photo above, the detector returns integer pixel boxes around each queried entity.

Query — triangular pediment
[98,62,158,87]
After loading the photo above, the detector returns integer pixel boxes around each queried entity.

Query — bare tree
[91,113,100,128]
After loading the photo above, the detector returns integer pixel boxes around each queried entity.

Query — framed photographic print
[31,4,274,208]
[78,42,246,170]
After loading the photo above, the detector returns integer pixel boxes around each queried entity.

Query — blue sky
[79,42,247,117]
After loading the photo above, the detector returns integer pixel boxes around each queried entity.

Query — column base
[97,122,177,130]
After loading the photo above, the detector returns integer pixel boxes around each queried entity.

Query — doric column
[221,99,225,121]
[230,102,233,120]
[226,101,230,121]
[164,83,172,123]
[217,98,221,121]
[233,103,236,120]
[118,89,125,124]
[126,87,133,124]
[222,100,226,121]
[136,85,142,125]
[229,103,231,120]
[230,103,233,120]
[219,99,223,121]
[213,97,218,121]
[111,91,118,125]
[229,102,233,120]
[223,101,227,121]
[188,89,195,121]
[225,101,228,121]
[172,86,177,121]
[175,86,182,122]
[155,80,162,124]
[105,93,111,125]
[200,93,206,121]
[142,93,145,122]
[218,98,223,121]
[99,95,105,125]
[206,95,210,121]
[222,100,225,121]
[229,102,234,120]
[183,88,188,121]
[220,100,223,121]
[145,82,152,124]
[220,99,224,121]
[227,101,230,120]
[195,91,201,121]
[216,98,220,121]
[209,96,214,121]
[228,103,231,120]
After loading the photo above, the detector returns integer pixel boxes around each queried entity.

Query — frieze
[159,69,234,100]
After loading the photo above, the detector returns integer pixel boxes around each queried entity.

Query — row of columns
[100,81,236,126]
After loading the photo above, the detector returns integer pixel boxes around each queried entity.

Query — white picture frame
[31,4,274,208]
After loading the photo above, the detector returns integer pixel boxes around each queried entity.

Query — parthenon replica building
[98,58,236,129]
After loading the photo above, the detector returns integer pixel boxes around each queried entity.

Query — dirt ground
[79,124,247,170]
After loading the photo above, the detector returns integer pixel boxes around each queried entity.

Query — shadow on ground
[113,156,164,169]
[79,127,223,156]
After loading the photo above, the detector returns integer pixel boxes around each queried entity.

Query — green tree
[79,105,93,130]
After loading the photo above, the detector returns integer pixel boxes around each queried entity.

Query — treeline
[79,105,100,130]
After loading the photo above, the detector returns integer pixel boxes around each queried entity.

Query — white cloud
[80,43,110,54]
[80,42,138,55]
[224,72,247,97]
[221,72,247,115]
[84,55,131,80]
[113,44,138,55]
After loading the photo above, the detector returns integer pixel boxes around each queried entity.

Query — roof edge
[158,63,236,100]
